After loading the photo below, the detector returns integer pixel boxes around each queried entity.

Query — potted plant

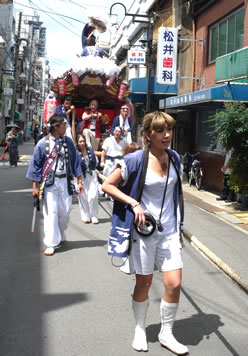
[209,102,248,206]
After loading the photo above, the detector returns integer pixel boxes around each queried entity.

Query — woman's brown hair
[123,142,142,156]
[140,111,175,146]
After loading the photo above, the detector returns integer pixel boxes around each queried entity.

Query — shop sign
[3,88,13,95]
[127,50,146,65]
[157,27,178,85]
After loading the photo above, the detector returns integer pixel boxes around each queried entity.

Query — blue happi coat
[26,136,82,182]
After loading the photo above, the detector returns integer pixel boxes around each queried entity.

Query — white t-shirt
[140,164,177,235]
[119,114,131,131]
[102,136,127,157]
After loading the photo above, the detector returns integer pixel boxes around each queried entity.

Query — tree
[210,102,248,192]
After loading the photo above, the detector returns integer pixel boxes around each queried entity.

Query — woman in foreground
[102,111,188,354]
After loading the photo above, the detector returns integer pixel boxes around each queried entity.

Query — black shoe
[225,199,234,203]
[216,197,226,201]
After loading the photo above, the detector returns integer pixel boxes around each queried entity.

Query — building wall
[0,2,15,142]
[200,151,225,191]
[153,0,173,41]
[175,0,194,94]
[244,0,248,46]
[153,0,193,95]
[194,0,245,90]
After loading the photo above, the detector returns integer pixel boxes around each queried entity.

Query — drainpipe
[192,16,196,92]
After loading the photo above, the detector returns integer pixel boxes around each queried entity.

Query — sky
[13,0,131,78]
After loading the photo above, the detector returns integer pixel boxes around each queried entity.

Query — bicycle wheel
[195,168,202,190]
[189,168,193,186]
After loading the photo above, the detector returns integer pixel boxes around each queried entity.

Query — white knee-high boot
[132,299,149,352]
[158,299,188,355]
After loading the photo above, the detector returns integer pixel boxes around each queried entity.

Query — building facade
[160,0,248,191]
[0,0,15,143]
[0,1,48,143]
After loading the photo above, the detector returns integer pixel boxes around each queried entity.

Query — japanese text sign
[157,27,178,85]
[127,50,146,65]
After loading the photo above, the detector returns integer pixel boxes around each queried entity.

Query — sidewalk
[182,181,248,294]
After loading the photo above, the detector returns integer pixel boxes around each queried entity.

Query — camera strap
[157,158,170,232]
[137,149,149,202]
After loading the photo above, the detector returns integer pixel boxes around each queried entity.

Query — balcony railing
[215,47,248,83]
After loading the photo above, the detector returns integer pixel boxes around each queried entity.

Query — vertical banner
[58,79,66,95]
[157,27,178,85]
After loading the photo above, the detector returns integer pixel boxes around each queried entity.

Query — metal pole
[145,13,153,113]
[10,12,22,124]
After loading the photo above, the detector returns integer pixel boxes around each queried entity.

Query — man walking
[26,114,83,256]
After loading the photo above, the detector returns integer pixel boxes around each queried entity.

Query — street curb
[183,228,248,295]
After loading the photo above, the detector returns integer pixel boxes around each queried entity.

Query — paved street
[0,142,247,356]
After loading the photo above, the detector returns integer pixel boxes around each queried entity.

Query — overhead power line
[38,0,78,30]
[13,1,86,24]
[24,0,81,37]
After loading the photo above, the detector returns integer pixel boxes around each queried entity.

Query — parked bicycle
[183,152,203,190]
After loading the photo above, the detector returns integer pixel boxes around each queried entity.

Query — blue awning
[129,76,177,102]
[160,83,248,109]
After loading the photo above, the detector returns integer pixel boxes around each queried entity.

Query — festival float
[44,12,132,139]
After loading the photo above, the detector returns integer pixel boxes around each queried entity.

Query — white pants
[43,178,72,247]
[77,171,99,221]
[123,131,132,144]
[83,129,100,151]
[103,158,123,178]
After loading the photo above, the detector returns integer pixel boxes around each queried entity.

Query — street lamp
[109,3,151,22]
[109,2,153,112]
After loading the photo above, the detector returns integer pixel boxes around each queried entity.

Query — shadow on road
[147,311,224,344]
[56,239,107,253]
[41,292,90,312]
[146,286,240,356]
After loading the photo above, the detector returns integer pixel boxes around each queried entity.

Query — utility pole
[10,11,22,124]
[26,18,42,135]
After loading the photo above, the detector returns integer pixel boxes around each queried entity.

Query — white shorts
[129,229,183,275]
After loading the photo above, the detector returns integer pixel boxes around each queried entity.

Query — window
[209,7,244,63]
[195,110,224,152]
[195,111,215,149]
